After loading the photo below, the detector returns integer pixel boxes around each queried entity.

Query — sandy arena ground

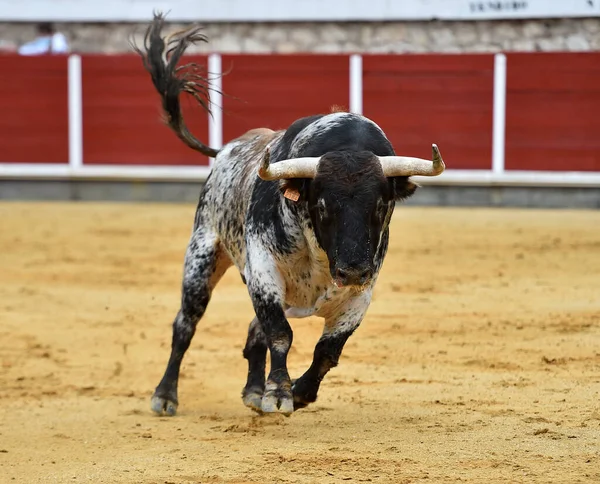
[0,202,599,483]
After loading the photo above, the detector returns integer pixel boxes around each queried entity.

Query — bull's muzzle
[333,264,374,288]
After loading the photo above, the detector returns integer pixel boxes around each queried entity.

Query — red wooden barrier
[1,53,600,175]
[0,56,68,163]
[82,55,210,166]
[363,54,494,170]
[221,55,350,141]
[505,53,600,172]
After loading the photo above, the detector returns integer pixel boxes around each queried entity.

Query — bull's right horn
[258,145,320,181]
[379,144,446,177]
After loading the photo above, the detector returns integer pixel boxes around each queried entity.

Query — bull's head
[258,146,445,288]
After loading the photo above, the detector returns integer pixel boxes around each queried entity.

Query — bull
[136,13,445,416]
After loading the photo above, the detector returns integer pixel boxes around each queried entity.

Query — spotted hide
[136,13,445,416]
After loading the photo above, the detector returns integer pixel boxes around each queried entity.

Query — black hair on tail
[133,12,220,158]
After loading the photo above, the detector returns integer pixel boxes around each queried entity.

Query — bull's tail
[133,12,220,158]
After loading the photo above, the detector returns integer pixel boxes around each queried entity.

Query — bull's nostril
[335,268,349,281]
[335,266,372,286]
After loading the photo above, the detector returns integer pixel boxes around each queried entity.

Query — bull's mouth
[332,273,373,290]
[332,279,371,293]
[332,278,345,289]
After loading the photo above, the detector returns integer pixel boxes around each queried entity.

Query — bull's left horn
[379,144,446,177]
[258,145,320,181]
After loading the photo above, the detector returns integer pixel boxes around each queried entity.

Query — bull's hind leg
[151,228,231,416]
[292,292,371,410]
[241,317,268,412]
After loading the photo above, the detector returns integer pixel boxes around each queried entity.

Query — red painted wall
[82,55,210,166]
[363,54,494,170]
[1,53,600,173]
[221,55,350,141]
[505,53,600,172]
[0,56,68,163]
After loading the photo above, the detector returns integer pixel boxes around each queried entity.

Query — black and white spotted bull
[136,13,445,416]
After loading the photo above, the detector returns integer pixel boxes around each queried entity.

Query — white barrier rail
[0,163,213,181]
[1,53,599,188]
[2,164,599,187]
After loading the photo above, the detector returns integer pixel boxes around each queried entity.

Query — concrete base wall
[1,180,599,209]
[1,18,599,53]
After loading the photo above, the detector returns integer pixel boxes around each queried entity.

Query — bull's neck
[284,199,329,269]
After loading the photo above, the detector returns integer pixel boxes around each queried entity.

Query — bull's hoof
[242,386,264,413]
[150,392,178,416]
[261,389,294,416]
[292,378,318,411]
[292,398,311,411]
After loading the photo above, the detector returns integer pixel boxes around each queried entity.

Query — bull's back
[201,128,283,270]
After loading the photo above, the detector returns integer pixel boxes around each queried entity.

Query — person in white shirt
[18,22,69,55]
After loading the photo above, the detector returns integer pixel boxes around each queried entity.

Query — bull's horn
[379,144,445,177]
[258,145,320,181]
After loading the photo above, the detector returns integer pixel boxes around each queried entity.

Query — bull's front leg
[245,249,294,415]
[292,291,372,410]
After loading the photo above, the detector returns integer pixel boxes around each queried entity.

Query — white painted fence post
[208,53,223,166]
[68,54,83,170]
[349,54,363,115]
[492,53,507,175]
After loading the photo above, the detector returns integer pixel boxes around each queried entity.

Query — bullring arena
[2,1,600,483]
[1,203,599,482]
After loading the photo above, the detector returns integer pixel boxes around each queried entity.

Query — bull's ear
[279,179,310,203]
[390,176,419,201]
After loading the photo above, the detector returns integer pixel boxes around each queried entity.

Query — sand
[0,202,599,483]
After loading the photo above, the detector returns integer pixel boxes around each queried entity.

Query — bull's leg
[245,245,293,415]
[255,302,293,415]
[292,292,372,410]
[151,228,231,416]
[241,317,268,412]
[292,329,356,410]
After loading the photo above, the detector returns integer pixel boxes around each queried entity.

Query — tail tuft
[132,12,219,158]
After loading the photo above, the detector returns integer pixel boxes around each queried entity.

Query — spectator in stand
[18,22,69,55]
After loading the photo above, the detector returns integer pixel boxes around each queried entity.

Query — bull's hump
[289,112,388,158]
